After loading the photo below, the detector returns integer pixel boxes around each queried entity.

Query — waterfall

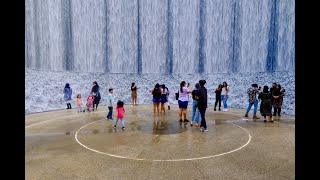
[25,0,294,73]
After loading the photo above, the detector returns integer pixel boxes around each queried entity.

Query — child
[114,100,125,129]
[86,93,95,112]
[106,88,113,120]
[75,94,83,113]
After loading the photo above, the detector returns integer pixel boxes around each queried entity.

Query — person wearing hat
[244,83,261,119]
[106,88,114,120]
[258,86,273,122]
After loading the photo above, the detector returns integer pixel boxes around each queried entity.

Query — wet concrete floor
[26,105,295,179]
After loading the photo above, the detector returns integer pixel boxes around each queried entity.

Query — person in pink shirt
[75,94,84,113]
[113,100,125,130]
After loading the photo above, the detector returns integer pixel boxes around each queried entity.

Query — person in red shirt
[113,100,125,130]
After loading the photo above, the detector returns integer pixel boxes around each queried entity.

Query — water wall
[25,0,295,114]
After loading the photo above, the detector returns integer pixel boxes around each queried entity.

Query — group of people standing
[63,80,285,131]
[63,81,101,112]
[244,83,285,122]
[151,83,170,115]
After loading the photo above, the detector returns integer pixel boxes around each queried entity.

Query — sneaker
[264,120,267,122]
[218,108,221,111]
[214,108,216,111]
[122,127,125,130]
[200,127,204,131]
[109,118,113,121]
[202,128,208,132]
[113,126,116,129]
[253,116,260,119]
[184,119,189,122]
[105,117,109,119]
[179,119,183,122]
[244,114,249,118]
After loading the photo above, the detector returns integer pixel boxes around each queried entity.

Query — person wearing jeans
[221,81,229,111]
[244,84,260,119]
[197,80,208,132]
[191,83,200,127]
[106,88,113,120]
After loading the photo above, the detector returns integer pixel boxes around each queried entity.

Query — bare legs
[153,102,160,116]
[178,108,187,121]
[160,103,165,114]
[132,97,137,106]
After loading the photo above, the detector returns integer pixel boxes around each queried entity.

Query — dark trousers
[93,103,99,109]
[214,95,221,109]
[107,106,113,118]
[273,107,281,115]
[199,107,207,129]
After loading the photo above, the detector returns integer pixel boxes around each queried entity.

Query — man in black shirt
[197,80,208,132]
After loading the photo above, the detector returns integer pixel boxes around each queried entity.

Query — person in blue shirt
[106,88,113,120]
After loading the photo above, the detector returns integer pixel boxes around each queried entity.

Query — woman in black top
[152,83,162,116]
[259,86,273,122]
[214,84,222,111]
[198,80,208,132]
[91,81,101,111]
[272,84,284,116]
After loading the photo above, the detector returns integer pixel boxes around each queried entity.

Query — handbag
[175,91,179,100]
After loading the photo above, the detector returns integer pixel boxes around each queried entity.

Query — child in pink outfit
[76,94,83,112]
[114,100,125,129]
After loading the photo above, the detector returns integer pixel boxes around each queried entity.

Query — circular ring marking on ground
[25,111,106,128]
[74,119,252,162]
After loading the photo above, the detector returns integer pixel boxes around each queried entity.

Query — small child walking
[106,88,113,120]
[76,94,83,112]
[114,100,125,130]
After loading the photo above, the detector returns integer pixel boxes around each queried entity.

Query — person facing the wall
[131,82,139,106]
[259,86,273,122]
[64,83,72,109]
[178,81,191,123]
[91,81,101,111]
[152,83,162,116]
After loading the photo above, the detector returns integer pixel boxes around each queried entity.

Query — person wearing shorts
[178,81,191,122]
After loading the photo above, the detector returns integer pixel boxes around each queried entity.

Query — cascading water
[25,0,295,114]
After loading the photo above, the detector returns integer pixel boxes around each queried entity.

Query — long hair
[131,82,135,88]
[222,81,228,87]
[180,81,186,93]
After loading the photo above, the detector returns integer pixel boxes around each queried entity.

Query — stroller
[86,94,95,112]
